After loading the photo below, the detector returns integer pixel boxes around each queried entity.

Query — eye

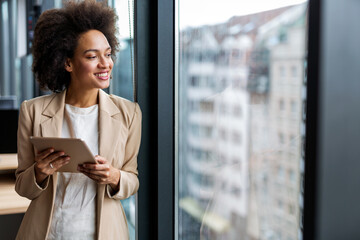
[86,55,97,59]
[106,53,112,57]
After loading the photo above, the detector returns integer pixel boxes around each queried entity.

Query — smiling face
[65,29,113,90]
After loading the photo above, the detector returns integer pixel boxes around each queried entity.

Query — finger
[94,155,107,163]
[35,148,55,161]
[51,156,71,170]
[78,166,110,178]
[81,171,107,183]
[43,151,66,164]
[81,163,110,171]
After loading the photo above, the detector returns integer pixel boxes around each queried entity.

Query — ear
[65,59,72,72]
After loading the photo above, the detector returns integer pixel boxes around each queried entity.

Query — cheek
[77,62,96,75]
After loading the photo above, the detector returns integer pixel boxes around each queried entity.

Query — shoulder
[99,90,141,127]
[20,93,57,112]
[108,94,141,116]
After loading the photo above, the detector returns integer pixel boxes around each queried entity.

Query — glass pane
[0,0,136,237]
[176,1,308,240]
[111,0,136,239]
[1,1,10,97]
[110,0,135,102]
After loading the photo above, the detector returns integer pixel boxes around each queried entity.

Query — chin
[97,81,110,89]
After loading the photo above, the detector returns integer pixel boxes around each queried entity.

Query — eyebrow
[83,47,111,54]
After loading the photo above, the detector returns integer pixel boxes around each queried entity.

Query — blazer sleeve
[106,102,142,200]
[15,101,50,200]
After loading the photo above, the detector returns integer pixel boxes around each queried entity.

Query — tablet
[29,136,97,173]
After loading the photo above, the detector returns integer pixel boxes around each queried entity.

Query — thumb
[95,155,107,164]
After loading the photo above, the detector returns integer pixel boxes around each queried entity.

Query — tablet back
[29,137,96,173]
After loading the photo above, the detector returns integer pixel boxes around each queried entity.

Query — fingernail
[66,157,70,160]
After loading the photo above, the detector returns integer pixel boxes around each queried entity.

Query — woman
[15,1,141,239]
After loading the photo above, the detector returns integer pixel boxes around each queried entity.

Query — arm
[79,103,142,200]
[15,101,50,200]
[109,102,142,199]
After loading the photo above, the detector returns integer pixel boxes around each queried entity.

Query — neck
[65,86,99,108]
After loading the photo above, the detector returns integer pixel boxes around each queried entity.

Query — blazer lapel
[98,89,121,163]
[96,89,121,239]
[40,90,66,138]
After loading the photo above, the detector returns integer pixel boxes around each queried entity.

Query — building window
[278,199,284,210]
[277,166,285,180]
[220,103,228,114]
[279,132,285,145]
[220,129,227,141]
[190,76,199,87]
[200,126,213,138]
[279,98,285,111]
[199,100,214,112]
[221,78,228,88]
[288,169,296,183]
[288,203,295,215]
[279,65,286,78]
[232,158,241,170]
[291,100,297,114]
[233,105,242,117]
[291,66,297,78]
[232,185,242,197]
[232,132,242,144]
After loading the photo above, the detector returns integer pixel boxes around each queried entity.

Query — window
[0,0,33,107]
[232,132,242,144]
[0,1,137,239]
[233,105,242,117]
[232,157,241,170]
[291,100,297,115]
[199,100,214,112]
[279,98,285,111]
[278,166,285,181]
[279,65,286,78]
[288,203,295,215]
[279,132,285,145]
[190,76,199,87]
[219,129,228,141]
[176,1,308,239]
[109,1,137,238]
[289,169,296,183]
[291,66,297,78]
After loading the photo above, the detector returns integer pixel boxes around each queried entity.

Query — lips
[94,72,109,80]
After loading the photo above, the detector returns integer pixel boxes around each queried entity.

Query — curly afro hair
[32,0,119,92]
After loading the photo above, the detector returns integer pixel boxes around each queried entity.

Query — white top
[47,104,99,240]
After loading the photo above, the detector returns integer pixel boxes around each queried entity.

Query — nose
[98,56,111,69]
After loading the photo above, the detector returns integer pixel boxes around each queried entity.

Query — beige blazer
[15,89,141,240]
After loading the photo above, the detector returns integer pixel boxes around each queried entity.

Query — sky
[179,0,307,29]
[116,0,307,37]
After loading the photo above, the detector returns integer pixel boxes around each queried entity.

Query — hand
[34,148,71,185]
[77,155,120,192]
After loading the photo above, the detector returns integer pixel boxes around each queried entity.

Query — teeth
[96,73,108,77]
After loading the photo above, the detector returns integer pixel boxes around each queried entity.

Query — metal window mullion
[0,1,4,96]
[157,0,175,239]
[8,0,16,95]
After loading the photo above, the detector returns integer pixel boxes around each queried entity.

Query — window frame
[136,0,175,239]
[136,0,360,239]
